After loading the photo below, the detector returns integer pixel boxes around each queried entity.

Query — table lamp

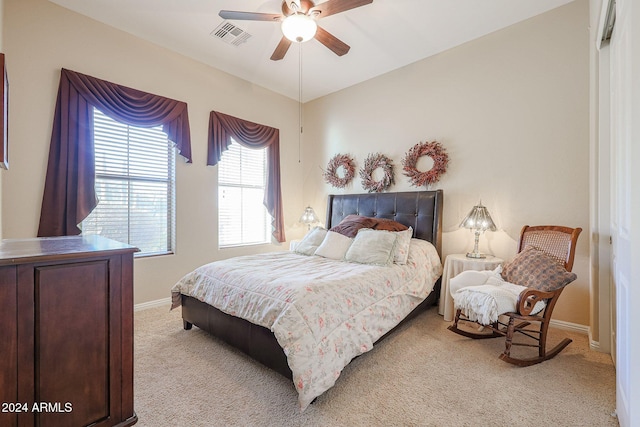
[299,206,319,230]
[459,201,497,258]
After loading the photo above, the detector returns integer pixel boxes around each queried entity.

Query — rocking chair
[448,225,582,366]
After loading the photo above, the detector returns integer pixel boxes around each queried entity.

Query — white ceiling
[48,0,574,102]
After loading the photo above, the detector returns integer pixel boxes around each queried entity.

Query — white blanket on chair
[451,267,545,325]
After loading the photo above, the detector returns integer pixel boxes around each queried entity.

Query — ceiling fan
[219,0,373,61]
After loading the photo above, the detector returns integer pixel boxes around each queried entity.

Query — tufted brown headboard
[325,190,443,258]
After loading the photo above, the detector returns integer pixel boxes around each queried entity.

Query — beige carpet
[134,306,617,427]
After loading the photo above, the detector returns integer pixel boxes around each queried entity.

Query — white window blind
[218,140,270,247]
[82,108,176,257]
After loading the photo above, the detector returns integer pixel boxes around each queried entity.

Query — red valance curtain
[208,110,285,243]
[38,68,192,237]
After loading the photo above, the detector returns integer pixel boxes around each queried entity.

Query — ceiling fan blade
[270,37,292,61]
[219,10,282,22]
[315,26,350,56]
[311,0,373,18]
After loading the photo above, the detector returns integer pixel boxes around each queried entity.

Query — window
[82,108,176,257]
[218,140,271,247]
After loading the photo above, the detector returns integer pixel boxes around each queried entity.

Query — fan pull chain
[298,43,303,163]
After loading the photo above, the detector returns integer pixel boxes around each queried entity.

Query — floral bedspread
[170,239,442,410]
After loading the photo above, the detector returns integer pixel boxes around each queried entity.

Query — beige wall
[2,0,305,304]
[303,1,590,326]
[2,0,592,326]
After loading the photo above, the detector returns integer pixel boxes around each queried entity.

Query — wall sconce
[459,201,497,258]
[299,206,319,230]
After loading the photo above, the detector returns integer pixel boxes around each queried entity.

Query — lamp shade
[281,13,317,43]
[299,206,319,228]
[459,202,497,232]
[460,202,496,258]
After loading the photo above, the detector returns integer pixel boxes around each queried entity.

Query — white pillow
[392,227,413,265]
[294,227,327,256]
[345,228,397,266]
[314,231,353,260]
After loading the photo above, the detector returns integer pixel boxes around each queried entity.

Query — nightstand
[438,253,503,321]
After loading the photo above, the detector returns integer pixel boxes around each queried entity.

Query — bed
[171,190,443,409]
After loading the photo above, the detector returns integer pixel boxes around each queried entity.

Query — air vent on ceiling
[211,21,252,47]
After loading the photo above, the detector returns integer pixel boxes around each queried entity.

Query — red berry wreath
[360,153,394,193]
[402,141,449,187]
[323,153,356,188]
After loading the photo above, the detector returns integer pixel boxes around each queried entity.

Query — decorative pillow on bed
[314,231,354,260]
[345,228,397,266]
[392,227,413,264]
[294,226,328,256]
[373,218,409,232]
[330,215,409,238]
[501,246,577,291]
[329,215,378,238]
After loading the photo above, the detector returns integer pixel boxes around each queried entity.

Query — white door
[608,0,639,425]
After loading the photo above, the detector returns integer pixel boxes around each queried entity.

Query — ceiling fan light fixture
[281,13,317,43]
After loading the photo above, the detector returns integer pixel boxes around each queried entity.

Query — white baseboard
[134,297,171,312]
[589,340,602,351]
[550,318,590,335]
[549,321,610,354]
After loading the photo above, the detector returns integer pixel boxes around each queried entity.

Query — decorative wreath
[401,141,449,187]
[323,153,356,188]
[360,153,395,193]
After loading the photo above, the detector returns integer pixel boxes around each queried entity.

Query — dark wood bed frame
[180,190,444,379]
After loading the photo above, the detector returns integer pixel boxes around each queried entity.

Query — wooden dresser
[0,235,138,427]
